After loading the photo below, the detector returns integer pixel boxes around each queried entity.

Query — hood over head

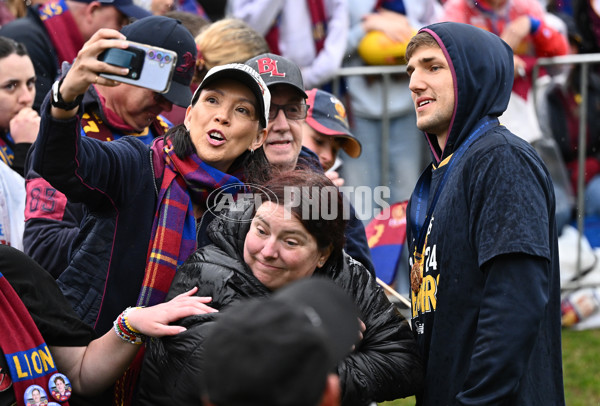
[418,22,514,162]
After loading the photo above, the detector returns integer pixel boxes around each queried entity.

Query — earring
[249,148,254,155]
[317,259,325,267]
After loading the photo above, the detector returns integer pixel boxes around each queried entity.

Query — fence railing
[332,65,408,188]
[533,54,600,289]
[333,60,599,288]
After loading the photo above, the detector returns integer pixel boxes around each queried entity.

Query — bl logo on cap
[256,57,286,77]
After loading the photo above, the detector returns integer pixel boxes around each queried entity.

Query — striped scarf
[0,272,69,406]
[38,0,85,67]
[137,137,245,307]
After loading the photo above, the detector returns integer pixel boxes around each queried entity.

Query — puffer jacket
[138,201,423,406]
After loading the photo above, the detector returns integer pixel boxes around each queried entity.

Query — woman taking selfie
[28,26,271,337]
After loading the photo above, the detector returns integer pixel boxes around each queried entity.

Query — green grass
[379,328,600,406]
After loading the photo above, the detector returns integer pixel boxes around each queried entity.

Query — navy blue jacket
[23,87,167,279]
[30,95,161,334]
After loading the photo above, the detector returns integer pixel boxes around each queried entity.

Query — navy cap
[121,16,197,107]
[74,0,151,20]
[245,53,307,98]
[305,88,361,158]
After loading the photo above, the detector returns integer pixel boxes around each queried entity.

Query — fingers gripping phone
[98,41,177,94]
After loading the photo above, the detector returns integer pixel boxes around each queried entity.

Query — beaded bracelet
[113,306,146,345]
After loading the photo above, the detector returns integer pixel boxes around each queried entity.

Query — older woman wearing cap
[139,169,423,406]
[28,22,271,341]
[302,88,362,187]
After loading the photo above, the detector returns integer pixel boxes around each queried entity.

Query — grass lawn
[379,328,600,406]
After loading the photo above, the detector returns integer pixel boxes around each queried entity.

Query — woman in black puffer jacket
[138,170,423,406]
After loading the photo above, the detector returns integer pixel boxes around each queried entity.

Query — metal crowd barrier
[534,54,600,287]
[332,65,408,188]
[333,60,598,287]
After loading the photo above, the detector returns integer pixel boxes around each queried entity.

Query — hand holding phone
[97,41,178,94]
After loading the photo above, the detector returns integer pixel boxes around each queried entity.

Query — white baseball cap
[191,63,271,128]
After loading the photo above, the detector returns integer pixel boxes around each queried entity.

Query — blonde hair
[194,18,269,83]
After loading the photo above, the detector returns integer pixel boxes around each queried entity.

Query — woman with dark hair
[29,27,271,336]
[0,35,38,176]
[139,169,423,406]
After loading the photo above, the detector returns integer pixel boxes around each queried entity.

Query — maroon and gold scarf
[0,272,70,406]
[38,0,85,67]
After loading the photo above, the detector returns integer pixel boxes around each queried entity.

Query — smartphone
[97,41,178,94]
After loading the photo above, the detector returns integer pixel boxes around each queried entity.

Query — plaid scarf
[137,137,245,307]
[0,272,69,406]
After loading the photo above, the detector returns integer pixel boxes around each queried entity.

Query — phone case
[98,41,178,94]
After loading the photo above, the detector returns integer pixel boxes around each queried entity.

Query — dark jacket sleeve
[23,161,85,278]
[11,142,32,176]
[344,203,375,275]
[0,244,95,345]
[329,255,423,405]
[455,254,549,406]
[30,94,150,211]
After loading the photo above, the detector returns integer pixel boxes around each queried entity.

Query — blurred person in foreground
[405,22,563,405]
[201,278,361,406]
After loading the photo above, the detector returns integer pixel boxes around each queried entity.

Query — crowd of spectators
[0,0,592,405]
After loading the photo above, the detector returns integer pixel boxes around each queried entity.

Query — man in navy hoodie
[405,22,564,405]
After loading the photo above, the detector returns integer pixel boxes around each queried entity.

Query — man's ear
[85,1,103,19]
[318,374,341,406]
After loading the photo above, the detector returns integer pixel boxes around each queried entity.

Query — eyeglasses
[268,103,309,121]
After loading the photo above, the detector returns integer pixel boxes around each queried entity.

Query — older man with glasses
[246,53,309,172]
[246,53,375,275]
